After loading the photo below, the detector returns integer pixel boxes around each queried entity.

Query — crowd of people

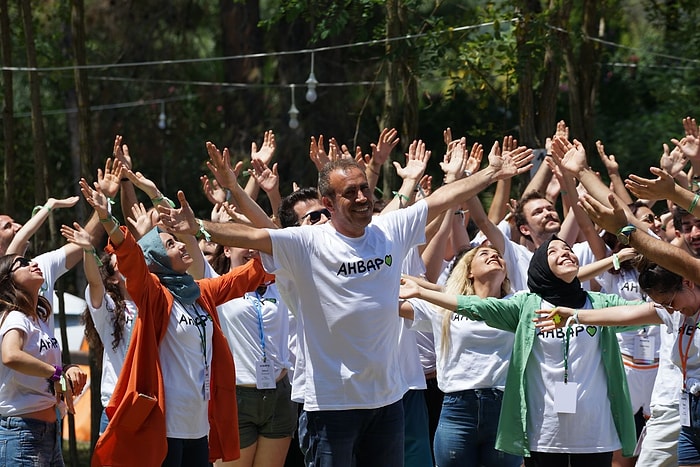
[1,116,700,467]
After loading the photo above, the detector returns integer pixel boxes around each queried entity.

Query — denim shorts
[236,375,298,448]
[679,391,700,465]
[0,415,63,467]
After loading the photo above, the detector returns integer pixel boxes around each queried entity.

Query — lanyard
[679,315,698,389]
[563,316,576,384]
[181,301,210,368]
[249,291,267,362]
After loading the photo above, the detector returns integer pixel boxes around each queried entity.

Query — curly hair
[0,255,51,325]
[439,246,511,358]
[81,252,129,356]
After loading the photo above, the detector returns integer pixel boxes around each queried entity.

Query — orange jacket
[92,228,270,466]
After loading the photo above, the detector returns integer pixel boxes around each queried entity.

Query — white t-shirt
[159,300,213,438]
[261,201,428,410]
[217,285,291,385]
[597,268,660,361]
[85,287,137,406]
[399,248,428,390]
[656,308,700,389]
[527,299,621,453]
[34,248,69,330]
[0,311,62,415]
[410,297,513,393]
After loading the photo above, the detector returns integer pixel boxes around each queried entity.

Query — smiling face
[635,206,662,237]
[519,198,561,247]
[546,239,579,283]
[322,166,374,237]
[0,215,22,255]
[293,199,330,227]
[10,256,44,293]
[649,281,700,317]
[158,232,193,274]
[680,213,700,257]
[468,247,507,283]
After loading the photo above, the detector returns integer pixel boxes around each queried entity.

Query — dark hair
[0,255,51,324]
[81,252,129,354]
[318,159,363,199]
[673,205,692,232]
[513,191,548,241]
[208,243,232,276]
[637,257,683,296]
[278,187,321,228]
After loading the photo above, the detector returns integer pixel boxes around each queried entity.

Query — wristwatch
[616,224,637,246]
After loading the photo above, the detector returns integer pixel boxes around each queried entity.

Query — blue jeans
[0,415,64,467]
[434,388,521,467]
[161,436,209,467]
[298,399,404,467]
[402,389,433,467]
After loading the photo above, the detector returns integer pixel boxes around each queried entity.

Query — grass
[62,441,92,467]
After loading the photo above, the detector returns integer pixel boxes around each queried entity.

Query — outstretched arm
[580,192,700,284]
[425,143,533,221]
[6,196,79,256]
[60,222,105,309]
[534,302,660,333]
[399,277,458,311]
[158,191,273,255]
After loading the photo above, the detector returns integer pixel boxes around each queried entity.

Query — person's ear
[322,196,334,213]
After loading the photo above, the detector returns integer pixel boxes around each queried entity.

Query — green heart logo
[586,326,597,337]
[384,255,393,266]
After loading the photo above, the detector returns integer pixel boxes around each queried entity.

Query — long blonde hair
[439,246,510,357]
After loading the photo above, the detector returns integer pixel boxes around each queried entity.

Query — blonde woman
[400,246,521,467]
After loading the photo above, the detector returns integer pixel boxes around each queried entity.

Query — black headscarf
[527,235,587,308]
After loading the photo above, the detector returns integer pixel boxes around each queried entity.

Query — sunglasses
[11,256,31,272]
[639,214,659,224]
[298,208,331,226]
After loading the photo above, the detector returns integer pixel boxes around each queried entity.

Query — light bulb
[158,101,166,130]
[288,103,300,129]
[305,71,318,103]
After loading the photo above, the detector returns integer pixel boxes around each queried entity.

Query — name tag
[554,381,578,413]
[256,360,276,389]
[203,365,211,401]
[633,335,655,364]
[681,390,691,427]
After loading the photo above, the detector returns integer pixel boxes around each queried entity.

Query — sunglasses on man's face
[11,257,31,272]
[297,208,331,226]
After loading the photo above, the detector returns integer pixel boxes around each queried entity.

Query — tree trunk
[19,0,51,249]
[0,0,16,216]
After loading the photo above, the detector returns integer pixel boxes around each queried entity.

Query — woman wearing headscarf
[79,178,271,467]
[400,235,653,467]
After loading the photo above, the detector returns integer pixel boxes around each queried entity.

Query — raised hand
[659,143,688,177]
[126,202,155,239]
[60,222,93,250]
[551,137,587,176]
[683,116,699,138]
[395,140,431,182]
[79,178,110,218]
[671,135,700,161]
[249,159,279,194]
[112,135,132,171]
[251,130,276,165]
[200,174,227,205]
[579,192,629,235]
[465,142,483,176]
[206,142,244,190]
[595,140,620,175]
[415,175,432,201]
[486,142,533,180]
[440,137,468,183]
[309,135,330,170]
[370,128,399,167]
[157,191,198,237]
[96,158,123,200]
[625,167,677,201]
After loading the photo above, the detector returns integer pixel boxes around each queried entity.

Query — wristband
[49,364,62,382]
[690,193,700,214]
[195,219,212,242]
[31,204,51,217]
[84,247,104,267]
[151,195,176,208]
[612,253,621,271]
[573,310,580,325]
[392,191,409,203]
